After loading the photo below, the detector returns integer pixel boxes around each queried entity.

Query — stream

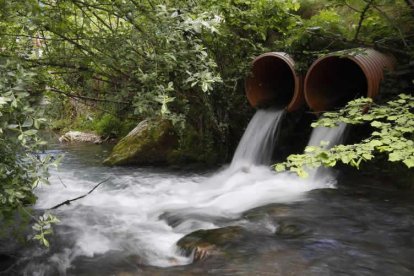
[5,108,414,275]
[12,142,414,275]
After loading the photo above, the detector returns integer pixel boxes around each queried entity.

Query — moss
[103,118,177,166]
[119,120,137,137]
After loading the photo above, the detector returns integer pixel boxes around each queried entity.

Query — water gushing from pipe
[306,122,348,182]
[231,108,285,168]
[308,122,348,148]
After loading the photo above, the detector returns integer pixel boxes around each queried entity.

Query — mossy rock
[103,118,177,166]
[176,226,248,261]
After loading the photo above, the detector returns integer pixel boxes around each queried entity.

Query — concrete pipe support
[304,48,396,112]
[245,52,304,112]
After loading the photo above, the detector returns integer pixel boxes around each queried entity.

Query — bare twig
[48,87,130,105]
[0,33,64,41]
[49,178,111,210]
[57,175,67,188]
[306,29,411,57]
[372,5,408,47]
[354,0,374,41]
[343,0,362,12]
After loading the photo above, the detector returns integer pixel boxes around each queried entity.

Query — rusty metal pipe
[245,52,303,112]
[304,48,396,112]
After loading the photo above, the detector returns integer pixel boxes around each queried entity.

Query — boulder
[58,131,102,144]
[176,226,248,261]
[103,118,177,166]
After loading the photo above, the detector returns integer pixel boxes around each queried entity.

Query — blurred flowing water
[11,112,414,276]
[306,122,349,182]
[231,108,285,167]
[307,123,348,148]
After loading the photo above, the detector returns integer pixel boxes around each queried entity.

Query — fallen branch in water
[49,178,111,210]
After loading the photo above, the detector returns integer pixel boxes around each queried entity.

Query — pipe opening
[246,55,296,109]
[305,56,368,112]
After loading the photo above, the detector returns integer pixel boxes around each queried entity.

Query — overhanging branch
[49,178,111,210]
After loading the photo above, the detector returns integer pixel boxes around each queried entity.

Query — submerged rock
[243,203,292,221]
[58,131,102,144]
[275,220,312,238]
[176,226,248,261]
[103,118,177,166]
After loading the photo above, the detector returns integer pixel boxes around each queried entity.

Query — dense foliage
[0,60,59,245]
[0,61,45,217]
[0,0,313,160]
[1,1,412,150]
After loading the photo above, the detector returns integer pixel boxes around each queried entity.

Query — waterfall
[231,108,285,168]
[306,122,348,181]
[307,122,348,149]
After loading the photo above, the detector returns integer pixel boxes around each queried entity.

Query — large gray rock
[58,131,102,144]
[103,118,177,166]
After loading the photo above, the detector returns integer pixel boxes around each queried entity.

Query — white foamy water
[32,166,327,271]
[231,108,285,168]
[26,111,347,273]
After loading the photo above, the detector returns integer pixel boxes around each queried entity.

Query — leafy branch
[16,205,59,248]
[275,94,414,177]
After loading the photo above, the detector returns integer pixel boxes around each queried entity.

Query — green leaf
[340,155,351,164]
[0,97,10,104]
[388,152,403,162]
[24,129,38,136]
[7,124,19,129]
[42,237,49,247]
[275,164,286,172]
[201,82,209,92]
[369,140,382,147]
[371,121,382,128]
[22,117,34,127]
[403,158,414,168]
[362,153,373,160]
[296,168,309,178]
[304,146,316,153]
[11,99,18,108]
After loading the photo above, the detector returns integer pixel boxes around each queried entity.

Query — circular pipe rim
[304,49,395,112]
[245,52,303,112]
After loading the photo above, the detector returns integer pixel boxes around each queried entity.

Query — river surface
[12,142,414,276]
